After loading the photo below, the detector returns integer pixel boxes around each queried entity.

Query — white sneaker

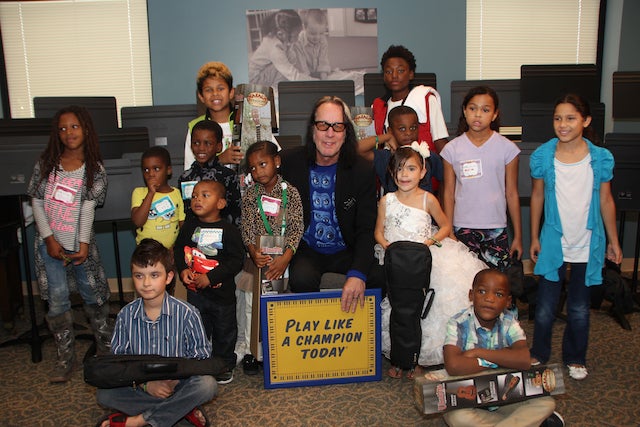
[567,364,588,380]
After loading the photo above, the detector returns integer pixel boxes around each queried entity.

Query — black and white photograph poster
[246,8,378,94]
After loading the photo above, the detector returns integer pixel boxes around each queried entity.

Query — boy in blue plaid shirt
[442,269,562,427]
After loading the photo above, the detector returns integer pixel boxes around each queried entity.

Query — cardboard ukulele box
[414,363,565,414]
[250,234,285,358]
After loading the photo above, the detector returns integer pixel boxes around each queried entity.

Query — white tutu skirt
[381,238,487,366]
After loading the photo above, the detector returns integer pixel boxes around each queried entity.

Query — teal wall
[147,0,466,120]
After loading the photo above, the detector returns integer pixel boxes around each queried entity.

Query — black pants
[288,241,385,294]
[187,290,237,369]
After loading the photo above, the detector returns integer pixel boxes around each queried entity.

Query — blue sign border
[261,289,381,389]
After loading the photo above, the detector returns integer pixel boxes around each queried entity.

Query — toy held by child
[442,269,561,427]
[174,180,245,384]
[95,239,215,427]
[238,141,304,374]
[184,246,220,275]
[27,105,111,383]
[131,146,185,249]
[529,94,622,381]
[375,144,486,374]
[441,85,522,272]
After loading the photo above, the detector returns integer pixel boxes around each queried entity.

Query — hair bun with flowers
[410,141,430,159]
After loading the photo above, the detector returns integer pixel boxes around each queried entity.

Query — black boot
[84,303,113,355]
[46,311,76,383]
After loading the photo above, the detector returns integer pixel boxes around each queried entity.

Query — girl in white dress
[375,143,486,376]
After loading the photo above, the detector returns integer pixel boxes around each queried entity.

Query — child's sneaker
[541,411,565,427]
[567,364,588,380]
[216,369,234,384]
[243,354,260,376]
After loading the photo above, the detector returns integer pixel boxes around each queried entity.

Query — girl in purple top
[441,86,522,271]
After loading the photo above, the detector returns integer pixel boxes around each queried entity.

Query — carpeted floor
[1,298,639,427]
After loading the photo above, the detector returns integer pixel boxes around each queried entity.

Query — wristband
[428,237,442,247]
[375,135,379,149]
[143,382,147,392]
[477,358,498,368]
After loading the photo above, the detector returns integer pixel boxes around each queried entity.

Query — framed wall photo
[354,8,377,23]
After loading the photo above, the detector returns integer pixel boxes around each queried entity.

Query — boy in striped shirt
[96,239,215,427]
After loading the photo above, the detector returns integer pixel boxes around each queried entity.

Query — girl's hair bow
[410,141,431,159]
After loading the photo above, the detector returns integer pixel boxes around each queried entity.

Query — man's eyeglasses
[314,121,347,132]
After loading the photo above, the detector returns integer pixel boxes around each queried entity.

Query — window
[466,0,601,79]
[0,0,152,120]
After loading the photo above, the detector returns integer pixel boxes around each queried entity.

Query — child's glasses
[314,121,347,132]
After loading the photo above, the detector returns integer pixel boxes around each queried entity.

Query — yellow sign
[261,290,381,388]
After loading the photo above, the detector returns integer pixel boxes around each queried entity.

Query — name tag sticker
[261,195,282,216]
[198,227,223,247]
[152,196,176,217]
[51,183,77,205]
[181,181,198,199]
[460,159,482,179]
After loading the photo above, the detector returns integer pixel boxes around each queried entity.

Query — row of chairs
[25,65,639,152]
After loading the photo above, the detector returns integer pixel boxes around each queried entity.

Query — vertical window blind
[466,0,601,79]
[0,0,152,120]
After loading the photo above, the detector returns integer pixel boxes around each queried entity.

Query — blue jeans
[39,243,97,317]
[187,290,237,369]
[97,375,216,427]
[531,263,590,366]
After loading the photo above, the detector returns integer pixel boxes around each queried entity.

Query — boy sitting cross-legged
[96,238,215,427]
[442,269,564,427]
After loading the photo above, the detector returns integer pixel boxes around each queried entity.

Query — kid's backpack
[384,241,434,370]
[591,259,638,330]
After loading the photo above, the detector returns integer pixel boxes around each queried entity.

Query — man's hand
[340,277,365,313]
